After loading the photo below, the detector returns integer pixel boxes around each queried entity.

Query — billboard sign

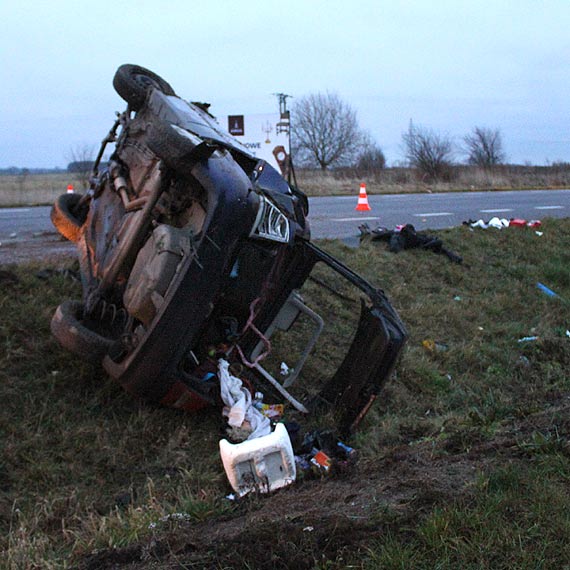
[222,112,290,177]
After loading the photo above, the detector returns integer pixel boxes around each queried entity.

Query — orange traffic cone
[355,183,371,211]
[67,184,74,194]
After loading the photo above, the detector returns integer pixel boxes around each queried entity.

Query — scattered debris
[518,336,539,343]
[311,451,332,472]
[422,339,449,353]
[257,403,285,421]
[293,429,358,479]
[464,217,542,230]
[537,282,559,298]
[359,223,463,264]
[219,423,296,496]
[148,512,193,530]
[218,359,270,442]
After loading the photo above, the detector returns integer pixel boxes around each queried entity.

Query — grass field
[1,219,570,568]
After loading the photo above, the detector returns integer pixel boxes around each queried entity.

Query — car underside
[50,64,407,434]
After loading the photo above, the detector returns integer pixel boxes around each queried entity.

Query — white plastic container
[219,423,296,496]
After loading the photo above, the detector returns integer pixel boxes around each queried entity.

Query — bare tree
[356,135,386,173]
[292,92,364,170]
[463,127,506,167]
[402,121,455,181]
[67,143,96,189]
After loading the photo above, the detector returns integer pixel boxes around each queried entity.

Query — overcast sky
[1,0,569,168]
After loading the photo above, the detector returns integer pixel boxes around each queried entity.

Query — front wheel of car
[113,64,176,111]
[51,300,114,364]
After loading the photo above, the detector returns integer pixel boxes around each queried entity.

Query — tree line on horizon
[290,92,568,181]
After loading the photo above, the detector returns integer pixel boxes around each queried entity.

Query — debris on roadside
[463,217,542,230]
[219,422,296,496]
[518,336,539,343]
[536,282,559,299]
[422,339,449,353]
[294,429,358,478]
[256,403,285,421]
[218,358,271,442]
[536,283,570,306]
[359,223,463,264]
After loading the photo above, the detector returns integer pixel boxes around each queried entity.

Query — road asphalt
[0,189,569,260]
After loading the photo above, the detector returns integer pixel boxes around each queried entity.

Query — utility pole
[272,93,297,185]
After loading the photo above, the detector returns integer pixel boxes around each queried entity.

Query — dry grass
[0,173,81,207]
[296,164,570,196]
[2,163,570,208]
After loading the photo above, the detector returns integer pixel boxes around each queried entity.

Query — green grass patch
[1,219,570,568]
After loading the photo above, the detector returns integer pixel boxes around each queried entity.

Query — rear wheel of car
[113,64,175,111]
[51,300,114,364]
[50,193,88,243]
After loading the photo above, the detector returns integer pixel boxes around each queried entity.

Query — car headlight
[250,195,290,243]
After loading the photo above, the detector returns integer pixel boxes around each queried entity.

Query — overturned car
[50,64,406,433]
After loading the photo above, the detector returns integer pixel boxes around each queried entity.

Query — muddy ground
[74,398,570,569]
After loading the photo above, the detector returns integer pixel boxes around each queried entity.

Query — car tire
[50,193,88,243]
[51,300,114,364]
[113,64,175,111]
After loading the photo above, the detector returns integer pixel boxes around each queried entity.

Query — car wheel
[51,300,114,364]
[50,193,88,243]
[113,64,175,111]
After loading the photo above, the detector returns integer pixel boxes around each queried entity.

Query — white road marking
[535,205,563,210]
[414,212,453,217]
[332,217,380,222]
[480,208,513,213]
[0,208,31,215]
